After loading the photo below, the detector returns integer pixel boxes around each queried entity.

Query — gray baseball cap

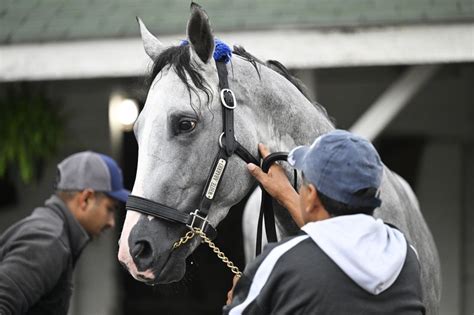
[56,151,130,203]
[288,130,383,208]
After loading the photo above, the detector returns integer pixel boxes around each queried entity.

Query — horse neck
[235,61,334,151]
[232,60,334,236]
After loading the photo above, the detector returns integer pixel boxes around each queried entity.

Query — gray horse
[118,4,441,313]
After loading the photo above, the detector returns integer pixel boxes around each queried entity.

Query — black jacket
[224,232,425,315]
[0,195,89,315]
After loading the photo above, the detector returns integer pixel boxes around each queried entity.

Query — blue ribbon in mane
[180,39,232,63]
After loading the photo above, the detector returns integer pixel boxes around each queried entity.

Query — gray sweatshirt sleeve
[0,228,68,315]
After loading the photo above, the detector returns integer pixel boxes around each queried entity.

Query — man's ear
[304,183,318,212]
[78,189,95,210]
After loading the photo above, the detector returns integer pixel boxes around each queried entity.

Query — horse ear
[186,2,214,64]
[137,17,165,60]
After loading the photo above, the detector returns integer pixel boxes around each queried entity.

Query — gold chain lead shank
[173,228,242,277]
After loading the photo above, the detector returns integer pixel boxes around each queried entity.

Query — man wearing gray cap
[0,151,130,315]
[225,130,425,314]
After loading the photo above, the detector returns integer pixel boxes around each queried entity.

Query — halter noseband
[126,61,258,241]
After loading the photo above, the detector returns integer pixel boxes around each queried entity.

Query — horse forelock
[147,45,213,117]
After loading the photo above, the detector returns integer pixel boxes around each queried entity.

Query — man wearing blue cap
[225,130,425,314]
[0,151,130,315]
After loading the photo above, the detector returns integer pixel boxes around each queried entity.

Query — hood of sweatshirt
[301,214,407,295]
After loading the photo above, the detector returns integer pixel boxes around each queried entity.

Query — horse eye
[178,119,196,132]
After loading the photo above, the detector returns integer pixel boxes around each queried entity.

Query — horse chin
[154,254,187,284]
[147,242,193,285]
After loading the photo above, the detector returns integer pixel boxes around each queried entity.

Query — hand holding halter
[247,144,303,227]
[247,144,301,256]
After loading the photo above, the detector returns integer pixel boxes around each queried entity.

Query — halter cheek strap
[217,62,237,156]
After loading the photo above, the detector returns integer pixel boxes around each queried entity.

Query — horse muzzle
[118,213,194,284]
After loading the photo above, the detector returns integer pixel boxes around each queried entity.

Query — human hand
[247,144,294,203]
[247,143,304,227]
[226,274,240,305]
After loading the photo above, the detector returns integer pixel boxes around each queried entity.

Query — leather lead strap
[255,152,294,256]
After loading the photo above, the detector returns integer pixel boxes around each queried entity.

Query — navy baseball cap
[56,151,130,203]
[288,130,383,208]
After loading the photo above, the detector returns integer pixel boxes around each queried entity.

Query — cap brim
[287,145,309,170]
[106,189,130,203]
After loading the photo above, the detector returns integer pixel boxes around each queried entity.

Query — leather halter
[126,61,258,241]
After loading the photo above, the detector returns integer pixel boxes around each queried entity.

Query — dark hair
[317,190,375,216]
[301,175,376,216]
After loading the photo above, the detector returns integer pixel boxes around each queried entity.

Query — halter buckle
[187,209,210,232]
[220,89,236,109]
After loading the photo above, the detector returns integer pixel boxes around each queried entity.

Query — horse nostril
[132,240,152,260]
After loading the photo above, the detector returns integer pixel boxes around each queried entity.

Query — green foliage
[0,85,63,183]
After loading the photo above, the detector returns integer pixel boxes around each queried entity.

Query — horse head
[118,3,332,284]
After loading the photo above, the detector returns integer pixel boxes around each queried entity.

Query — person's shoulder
[227,235,321,312]
[269,234,321,265]
[252,234,312,270]
[1,213,70,261]
[261,233,305,251]
[6,206,68,248]
[28,206,65,233]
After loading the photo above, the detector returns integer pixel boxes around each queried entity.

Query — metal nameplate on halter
[205,158,226,199]
[187,209,210,231]
[220,89,236,109]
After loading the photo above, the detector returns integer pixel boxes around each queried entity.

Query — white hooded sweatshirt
[301,214,408,295]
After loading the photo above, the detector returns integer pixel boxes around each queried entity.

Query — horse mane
[232,46,330,121]
[147,44,331,122]
[232,46,310,99]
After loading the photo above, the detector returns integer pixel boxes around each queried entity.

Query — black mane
[232,46,313,101]
[147,44,330,121]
